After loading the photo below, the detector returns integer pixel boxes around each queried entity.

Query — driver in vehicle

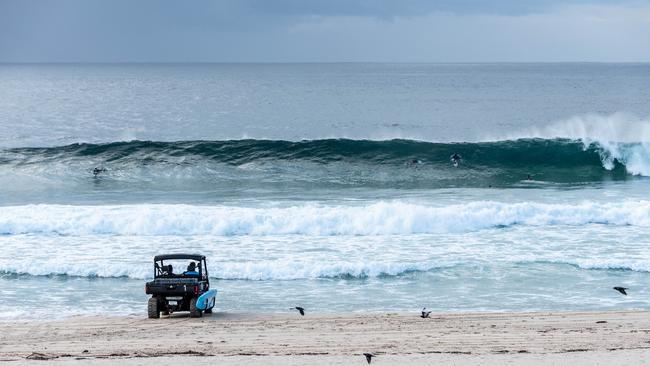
[184,262,199,276]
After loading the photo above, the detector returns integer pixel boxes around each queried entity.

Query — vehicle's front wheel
[189,297,203,318]
[147,297,160,319]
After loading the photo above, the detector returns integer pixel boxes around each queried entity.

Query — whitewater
[2,63,650,320]
[3,200,650,237]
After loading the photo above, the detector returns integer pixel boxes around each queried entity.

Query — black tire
[148,297,160,319]
[189,297,203,318]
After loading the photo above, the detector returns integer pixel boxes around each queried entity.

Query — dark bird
[291,306,305,316]
[420,308,431,318]
[613,287,628,295]
[363,353,374,364]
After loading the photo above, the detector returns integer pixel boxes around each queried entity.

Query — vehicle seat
[162,264,173,276]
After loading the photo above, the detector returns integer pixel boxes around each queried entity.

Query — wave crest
[506,113,650,176]
[2,258,648,280]
[2,201,650,237]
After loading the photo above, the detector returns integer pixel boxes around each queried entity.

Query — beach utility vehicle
[145,253,217,318]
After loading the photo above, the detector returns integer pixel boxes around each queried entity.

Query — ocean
[1,63,650,320]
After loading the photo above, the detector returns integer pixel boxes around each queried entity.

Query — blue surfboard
[196,289,217,310]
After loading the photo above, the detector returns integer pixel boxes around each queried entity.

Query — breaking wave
[2,200,650,236]
[4,117,650,195]
[0,137,637,174]
[503,113,650,176]
[0,261,446,280]
[1,258,647,280]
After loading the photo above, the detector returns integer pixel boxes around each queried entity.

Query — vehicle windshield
[155,259,202,278]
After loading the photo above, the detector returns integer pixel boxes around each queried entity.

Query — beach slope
[2,311,650,365]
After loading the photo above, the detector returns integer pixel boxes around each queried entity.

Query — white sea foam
[0,259,445,280]
[1,200,650,237]
[538,114,650,175]
[502,113,650,175]
[2,256,649,280]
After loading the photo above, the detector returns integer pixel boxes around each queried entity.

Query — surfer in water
[406,158,421,167]
[93,167,107,176]
[450,153,461,167]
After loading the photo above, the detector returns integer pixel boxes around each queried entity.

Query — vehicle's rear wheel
[147,297,160,319]
[189,297,203,318]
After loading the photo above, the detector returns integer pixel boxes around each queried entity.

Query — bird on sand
[363,353,374,364]
[421,308,431,318]
[291,306,305,316]
[613,287,628,295]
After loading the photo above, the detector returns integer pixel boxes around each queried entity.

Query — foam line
[1,200,650,236]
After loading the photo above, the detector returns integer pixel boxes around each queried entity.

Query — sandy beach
[2,310,650,365]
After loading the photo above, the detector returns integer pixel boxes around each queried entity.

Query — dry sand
[2,310,650,365]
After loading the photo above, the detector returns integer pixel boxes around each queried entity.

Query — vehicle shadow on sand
[158,311,246,321]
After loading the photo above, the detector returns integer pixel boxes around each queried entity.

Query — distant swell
[2,201,650,236]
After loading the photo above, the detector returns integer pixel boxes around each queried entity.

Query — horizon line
[1,61,650,65]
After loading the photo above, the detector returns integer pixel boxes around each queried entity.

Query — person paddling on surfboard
[450,153,461,167]
[93,167,107,176]
[406,158,421,167]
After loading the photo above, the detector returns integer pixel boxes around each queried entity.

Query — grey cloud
[247,0,628,17]
[0,0,648,62]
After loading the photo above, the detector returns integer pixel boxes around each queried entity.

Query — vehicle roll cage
[153,254,209,279]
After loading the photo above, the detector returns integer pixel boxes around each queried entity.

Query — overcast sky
[1,0,649,62]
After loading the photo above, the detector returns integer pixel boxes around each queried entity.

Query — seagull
[363,353,374,364]
[421,308,431,318]
[613,287,628,295]
[291,307,305,316]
